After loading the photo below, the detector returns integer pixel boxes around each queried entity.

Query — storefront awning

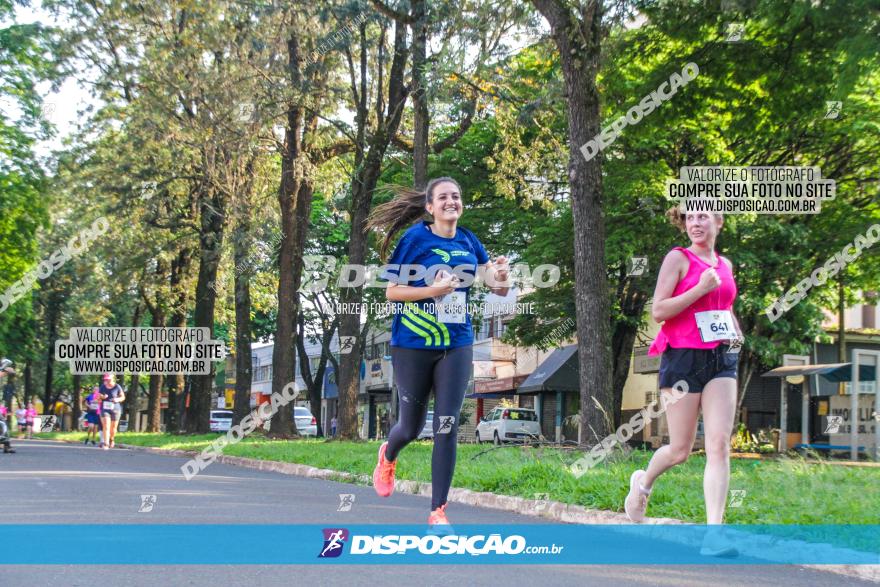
[761,363,851,378]
[517,344,579,394]
[467,374,529,398]
[816,364,876,382]
[761,362,876,382]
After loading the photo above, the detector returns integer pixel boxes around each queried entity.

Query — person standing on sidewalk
[624,209,743,557]
[366,177,510,532]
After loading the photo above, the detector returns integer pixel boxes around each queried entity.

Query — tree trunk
[233,219,253,427]
[186,186,227,433]
[145,257,168,432]
[337,19,410,439]
[147,372,164,432]
[127,373,141,431]
[268,30,322,438]
[610,287,647,428]
[167,246,193,432]
[24,361,33,405]
[411,0,428,189]
[271,175,311,436]
[297,311,331,437]
[127,302,143,431]
[43,290,60,413]
[270,135,298,437]
[71,374,82,428]
[838,277,846,395]
[531,0,612,445]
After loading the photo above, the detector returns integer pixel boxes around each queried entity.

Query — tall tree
[336,10,411,439]
[530,0,612,444]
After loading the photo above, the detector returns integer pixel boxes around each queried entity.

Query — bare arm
[651,250,719,323]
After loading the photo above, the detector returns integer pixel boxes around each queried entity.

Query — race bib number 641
[694,310,736,343]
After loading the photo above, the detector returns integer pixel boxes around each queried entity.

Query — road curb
[118,442,680,525]
[58,439,876,581]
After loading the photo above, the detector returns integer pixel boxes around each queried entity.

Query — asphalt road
[0,439,874,586]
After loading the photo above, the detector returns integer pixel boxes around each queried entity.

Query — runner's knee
[668,445,691,465]
[704,435,730,460]
[397,420,422,443]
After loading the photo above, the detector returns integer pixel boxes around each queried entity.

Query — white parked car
[417,411,434,440]
[209,410,233,432]
[475,407,541,445]
[293,406,318,437]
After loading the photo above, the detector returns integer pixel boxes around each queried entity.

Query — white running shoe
[699,526,739,558]
[624,470,651,523]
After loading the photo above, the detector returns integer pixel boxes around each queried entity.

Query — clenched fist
[698,267,721,294]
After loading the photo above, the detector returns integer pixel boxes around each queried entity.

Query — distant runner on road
[98,373,125,449]
[83,386,103,446]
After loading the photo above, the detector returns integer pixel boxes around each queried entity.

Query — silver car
[209,410,233,432]
[293,406,318,436]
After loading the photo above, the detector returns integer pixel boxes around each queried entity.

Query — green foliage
[482,0,880,389]
[0,3,57,366]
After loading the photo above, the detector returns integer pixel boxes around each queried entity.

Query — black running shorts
[658,344,738,393]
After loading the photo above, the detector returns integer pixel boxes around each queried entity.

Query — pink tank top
[648,247,737,355]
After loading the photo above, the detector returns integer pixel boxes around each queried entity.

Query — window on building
[844,379,877,395]
[475,318,490,341]
[253,364,272,382]
[494,315,506,339]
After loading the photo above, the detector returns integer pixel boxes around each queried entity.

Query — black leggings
[385,345,472,510]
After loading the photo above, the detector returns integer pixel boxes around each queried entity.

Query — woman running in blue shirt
[366,177,510,531]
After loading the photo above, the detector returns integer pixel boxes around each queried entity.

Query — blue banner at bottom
[1,525,877,565]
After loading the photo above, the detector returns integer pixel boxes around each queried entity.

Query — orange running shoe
[372,442,396,497]
[427,504,454,535]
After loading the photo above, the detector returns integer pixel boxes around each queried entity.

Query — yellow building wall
[621,306,662,411]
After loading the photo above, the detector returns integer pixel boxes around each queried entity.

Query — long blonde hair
[366,177,462,261]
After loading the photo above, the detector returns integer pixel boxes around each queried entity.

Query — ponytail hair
[366,177,462,261]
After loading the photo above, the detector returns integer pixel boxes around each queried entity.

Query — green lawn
[38,431,879,525]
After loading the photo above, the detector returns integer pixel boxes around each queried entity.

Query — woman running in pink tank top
[624,209,744,556]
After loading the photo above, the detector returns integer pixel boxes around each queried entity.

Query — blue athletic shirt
[381,220,490,349]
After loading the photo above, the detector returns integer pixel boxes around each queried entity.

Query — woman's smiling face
[426,181,462,222]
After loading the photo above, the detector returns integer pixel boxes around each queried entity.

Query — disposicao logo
[318,528,349,558]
